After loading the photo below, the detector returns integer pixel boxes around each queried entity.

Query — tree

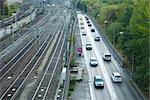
[106,22,123,44]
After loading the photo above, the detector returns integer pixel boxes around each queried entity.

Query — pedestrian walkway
[0,9,36,38]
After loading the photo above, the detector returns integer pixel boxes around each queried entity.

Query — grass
[68,77,76,98]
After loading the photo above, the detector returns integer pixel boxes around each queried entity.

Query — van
[60,68,66,84]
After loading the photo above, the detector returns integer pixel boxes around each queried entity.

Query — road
[77,12,142,100]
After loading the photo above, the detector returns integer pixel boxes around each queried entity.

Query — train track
[0,11,57,70]
[30,19,67,100]
[0,5,57,52]
[0,5,62,68]
[0,6,68,100]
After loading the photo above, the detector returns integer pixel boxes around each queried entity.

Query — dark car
[86,17,89,20]
[91,29,95,32]
[88,24,92,27]
[81,26,84,29]
[87,21,90,24]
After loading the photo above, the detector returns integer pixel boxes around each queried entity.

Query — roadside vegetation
[73,0,149,97]
[0,0,20,19]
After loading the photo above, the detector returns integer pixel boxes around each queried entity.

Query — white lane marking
[82,14,119,100]
[77,14,96,100]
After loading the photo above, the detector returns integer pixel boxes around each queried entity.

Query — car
[80,22,84,25]
[82,31,86,35]
[95,35,100,41]
[90,57,98,66]
[94,76,104,88]
[91,29,95,32]
[88,24,92,27]
[86,17,89,20]
[111,72,122,83]
[103,53,111,61]
[81,26,84,29]
[86,43,92,50]
[87,21,90,23]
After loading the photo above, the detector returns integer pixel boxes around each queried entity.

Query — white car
[86,43,92,50]
[95,35,100,41]
[111,72,122,83]
[94,76,104,88]
[103,53,111,61]
[90,57,98,66]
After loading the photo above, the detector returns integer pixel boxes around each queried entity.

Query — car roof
[95,76,102,79]
[113,72,121,76]
[86,43,91,45]
[90,57,96,59]
[104,53,111,55]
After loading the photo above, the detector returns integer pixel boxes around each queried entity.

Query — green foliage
[73,0,87,12]
[69,79,76,91]
[106,22,123,44]
[0,2,20,19]
[10,3,20,13]
[118,3,133,27]
[130,0,149,37]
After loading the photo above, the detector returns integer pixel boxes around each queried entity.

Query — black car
[91,29,95,32]
[87,21,90,24]
[88,24,92,27]
[86,17,89,20]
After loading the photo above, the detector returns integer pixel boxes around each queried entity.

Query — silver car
[86,43,92,50]
[94,76,104,88]
[103,53,111,61]
[111,72,122,83]
[90,57,98,66]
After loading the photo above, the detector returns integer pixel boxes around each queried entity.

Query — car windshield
[87,44,91,46]
[95,78,103,82]
[115,76,121,78]
[105,55,111,57]
[91,58,96,61]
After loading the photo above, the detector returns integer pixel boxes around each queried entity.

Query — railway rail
[0,6,68,100]
[0,5,62,69]
[0,18,65,100]
[0,5,57,52]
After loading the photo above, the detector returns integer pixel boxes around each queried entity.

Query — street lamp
[119,31,123,35]
[104,20,107,34]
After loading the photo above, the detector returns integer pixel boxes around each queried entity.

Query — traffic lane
[82,35,111,100]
